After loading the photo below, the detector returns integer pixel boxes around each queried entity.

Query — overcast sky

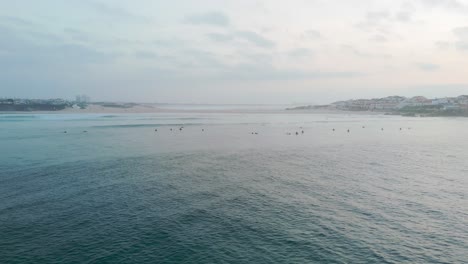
[1,0,468,104]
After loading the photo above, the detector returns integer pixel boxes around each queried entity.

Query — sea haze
[1,111,467,263]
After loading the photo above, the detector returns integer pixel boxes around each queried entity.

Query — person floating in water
[155,129,157,132]
[295,132,299,135]
[301,130,304,134]
[347,129,350,133]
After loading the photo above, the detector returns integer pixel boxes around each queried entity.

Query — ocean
[1,111,467,263]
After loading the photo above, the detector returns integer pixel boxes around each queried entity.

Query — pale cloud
[180,49,225,69]
[215,65,362,81]
[83,0,149,23]
[453,26,468,39]
[396,11,412,22]
[369,34,388,42]
[0,16,34,27]
[288,48,314,58]
[420,0,466,9]
[134,50,158,59]
[452,26,468,51]
[356,6,416,36]
[432,27,468,52]
[455,42,468,50]
[63,28,89,42]
[435,41,452,49]
[303,30,322,39]
[1,0,468,103]
[183,11,230,27]
[234,31,275,48]
[206,33,233,42]
[356,11,391,31]
[341,45,375,58]
[416,63,440,71]
[205,29,275,48]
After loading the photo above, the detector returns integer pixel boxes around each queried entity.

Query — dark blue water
[1,113,467,263]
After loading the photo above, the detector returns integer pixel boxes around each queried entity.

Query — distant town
[0,95,90,112]
[288,95,468,117]
[0,95,138,112]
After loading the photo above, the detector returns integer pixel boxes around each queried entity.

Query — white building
[397,96,431,109]
[457,95,468,105]
[432,98,449,105]
[76,95,90,103]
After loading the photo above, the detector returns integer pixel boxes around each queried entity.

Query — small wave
[92,123,202,128]
[0,115,39,119]
[92,124,160,128]
[0,115,39,121]
[136,117,207,121]
[0,119,31,122]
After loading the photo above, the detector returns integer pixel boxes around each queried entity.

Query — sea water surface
[1,110,467,263]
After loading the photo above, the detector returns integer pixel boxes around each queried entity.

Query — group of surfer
[63,126,412,134]
[155,127,204,132]
[330,127,412,133]
[63,130,87,133]
[286,130,305,136]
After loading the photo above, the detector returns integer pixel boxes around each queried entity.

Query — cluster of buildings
[0,98,70,106]
[75,94,90,104]
[0,96,91,111]
[330,95,468,111]
[1,95,91,107]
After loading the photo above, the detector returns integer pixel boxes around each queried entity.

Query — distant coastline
[0,99,290,114]
[2,95,468,116]
[287,95,468,117]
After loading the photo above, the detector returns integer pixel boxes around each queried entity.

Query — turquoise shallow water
[1,112,468,263]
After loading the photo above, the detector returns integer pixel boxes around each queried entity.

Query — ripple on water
[1,119,468,263]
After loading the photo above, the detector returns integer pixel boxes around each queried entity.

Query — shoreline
[0,107,394,116]
[2,105,464,117]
